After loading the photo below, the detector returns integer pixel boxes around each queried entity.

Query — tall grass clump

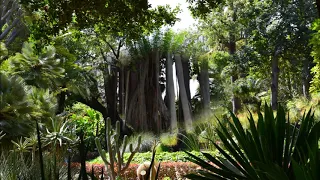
[287,93,320,122]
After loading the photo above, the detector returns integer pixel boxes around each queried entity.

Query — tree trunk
[182,56,191,102]
[57,85,66,114]
[271,50,279,110]
[228,3,241,114]
[103,70,118,123]
[126,50,169,133]
[302,59,312,98]
[175,54,193,131]
[166,52,178,131]
[199,59,210,114]
[285,68,293,99]
[178,56,192,122]
[124,70,130,118]
[229,36,241,114]
[119,67,125,115]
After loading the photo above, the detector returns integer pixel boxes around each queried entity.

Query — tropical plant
[67,102,104,138]
[0,73,34,137]
[7,42,64,89]
[0,149,75,180]
[95,118,141,180]
[179,132,201,152]
[41,116,77,180]
[185,104,320,179]
[0,42,8,62]
[28,87,57,124]
[43,116,77,149]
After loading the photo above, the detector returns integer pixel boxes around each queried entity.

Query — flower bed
[72,162,200,179]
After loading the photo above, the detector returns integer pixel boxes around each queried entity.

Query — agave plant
[43,116,77,148]
[185,104,320,180]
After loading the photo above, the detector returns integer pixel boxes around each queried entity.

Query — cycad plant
[185,104,320,180]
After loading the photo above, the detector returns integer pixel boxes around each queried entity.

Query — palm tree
[8,42,65,89]
[0,73,34,137]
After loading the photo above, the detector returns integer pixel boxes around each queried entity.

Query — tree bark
[166,52,178,131]
[229,36,241,114]
[271,50,279,110]
[316,0,320,17]
[124,70,130,118]
[57,85,66,114]
[175,54,193,131]
[103,71,118,123]
[126,50,169,133]
[182,56,191,102]
[302,59,312,98]
[178,55,192,122]
[126,54,149,132]
[228,2,241,114]
[119,67,125,115]
[199,59,210,114]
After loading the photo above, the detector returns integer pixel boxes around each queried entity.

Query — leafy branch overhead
[20,0,180,42]
[186,0,224,19]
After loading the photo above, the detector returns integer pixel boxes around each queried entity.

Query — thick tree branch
[105,41,118,59]
[105,39,123,59]
[0,18,19,40]
[116,40,122,59]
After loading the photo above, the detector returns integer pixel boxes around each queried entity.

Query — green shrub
[67,102,104,137]
[160,132,178,147]
[89,151,218,164]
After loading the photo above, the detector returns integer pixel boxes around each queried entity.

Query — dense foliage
[1,0,320,179]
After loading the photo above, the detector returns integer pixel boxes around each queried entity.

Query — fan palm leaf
[7,42,65,89]
[0,73,34,137]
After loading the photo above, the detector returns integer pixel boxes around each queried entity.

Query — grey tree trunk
[229,37,241,114]
[302,59,312,98]
[124,70,130,118]
[119,67,125,115]
[271,50,279,110]
[166,52,177,131]
[199,59,210,114]
[182,56,192,102]
[175,54,193,131]
[229,2,241,114]
[178,55,192,123]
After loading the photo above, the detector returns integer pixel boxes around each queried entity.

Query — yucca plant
[185,104,320,180]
